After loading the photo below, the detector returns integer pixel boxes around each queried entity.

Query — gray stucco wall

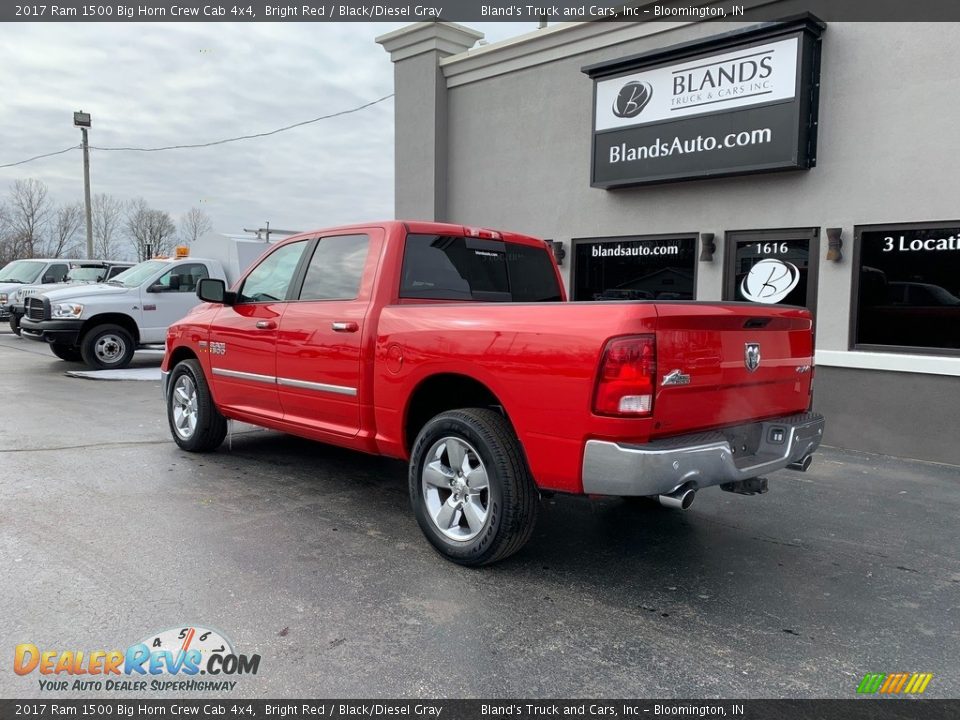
[385,17,960,466]
[439,21,960,355]
[393,51,447,220]
[814,367,960,465]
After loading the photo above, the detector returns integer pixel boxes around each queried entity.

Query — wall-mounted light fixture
[826,227,843,262]
[699,233,716,262]
[547,240,566,266]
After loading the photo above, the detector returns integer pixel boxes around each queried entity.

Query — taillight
[463,226,502,240]
[593,335,656,416]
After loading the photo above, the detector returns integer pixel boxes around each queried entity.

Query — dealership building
[377,14,960,466]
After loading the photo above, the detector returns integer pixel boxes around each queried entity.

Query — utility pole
[74,111,94,259]
[243,221,300,242]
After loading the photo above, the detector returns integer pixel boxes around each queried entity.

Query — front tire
[167,359,227,452]
[409,408,538,566]
[80,324,135,369]
[50,343,82,362]
[9,315,21,335]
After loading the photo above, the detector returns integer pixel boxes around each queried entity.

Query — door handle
[255,320,276,330]
[332,321,359,333]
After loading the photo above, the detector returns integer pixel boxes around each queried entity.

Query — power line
[0,145,80,169]
[0,93,394,168]
[93,93,395,152]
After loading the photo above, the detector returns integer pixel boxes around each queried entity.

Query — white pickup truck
[19,235,272,369]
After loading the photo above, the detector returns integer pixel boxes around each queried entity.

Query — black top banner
[6,0,960,22]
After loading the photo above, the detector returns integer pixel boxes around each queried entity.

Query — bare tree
[7,178,51,258]
[43,203,85,258]
[178,207,213,246]
[126,198,177,261]
[0,201,13,265]
[92,193,125,259]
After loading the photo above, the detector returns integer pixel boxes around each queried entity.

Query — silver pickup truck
[6,261,133,335]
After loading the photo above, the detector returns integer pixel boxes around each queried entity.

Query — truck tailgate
[652,303,814,437]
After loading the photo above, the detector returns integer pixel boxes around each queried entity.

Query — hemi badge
[662,369,691,386]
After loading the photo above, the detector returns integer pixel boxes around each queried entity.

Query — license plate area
[722,423,763,459]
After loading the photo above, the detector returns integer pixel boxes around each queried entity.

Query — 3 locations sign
[582,17,825,188]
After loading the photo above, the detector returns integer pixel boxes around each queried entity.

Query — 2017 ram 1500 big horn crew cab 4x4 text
[162,221,824,566]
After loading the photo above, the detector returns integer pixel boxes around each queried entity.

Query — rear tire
[50,343,82,362]
[9,315,21,336]
[167,358,227,452]
[409,408,538,566]
[80,324,135,369]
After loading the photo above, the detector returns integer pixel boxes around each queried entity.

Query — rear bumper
[581,412,825,496]
[20,318,83,346]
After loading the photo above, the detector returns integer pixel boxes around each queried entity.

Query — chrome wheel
[94,333,126,365]
[171,375,199,440]
[422,436,490,542]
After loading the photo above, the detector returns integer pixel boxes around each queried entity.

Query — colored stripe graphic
[857,674,886,694]
[857,673,933,694]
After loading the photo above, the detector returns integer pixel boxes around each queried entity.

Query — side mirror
[197,278,235,305]
[42,275,55,283]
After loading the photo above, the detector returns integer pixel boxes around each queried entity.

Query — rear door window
[400,234,561,302]
[298,235,370,301]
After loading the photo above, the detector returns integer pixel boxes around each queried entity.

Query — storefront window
[724,228,818,310]
[853,223,960,354]
[572,235,696,302]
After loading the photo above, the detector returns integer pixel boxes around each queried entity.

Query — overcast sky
[0,22,537,241]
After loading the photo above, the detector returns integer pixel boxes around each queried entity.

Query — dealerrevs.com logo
[612,81,653,118]
[14,625,261,692]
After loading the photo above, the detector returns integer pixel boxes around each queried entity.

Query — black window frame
[850,220,960,357]
[570,232,699,303]
[723,227,820,311]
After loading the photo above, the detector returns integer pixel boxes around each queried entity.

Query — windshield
[66,266,106,282]
[108,260,168,288]
[0,259,45,284]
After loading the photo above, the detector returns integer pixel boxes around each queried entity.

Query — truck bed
[373,300,814,493]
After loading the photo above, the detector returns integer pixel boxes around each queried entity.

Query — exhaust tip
[658,487,696,510]
[787,454,813,472]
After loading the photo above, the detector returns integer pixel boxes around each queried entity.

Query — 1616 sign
[582,16,825,188]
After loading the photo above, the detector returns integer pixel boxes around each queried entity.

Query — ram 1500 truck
[161,221,825,566]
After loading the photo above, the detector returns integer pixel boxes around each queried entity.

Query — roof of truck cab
[277,220,550,249]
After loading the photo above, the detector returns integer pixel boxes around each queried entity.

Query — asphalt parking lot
[1,329,958,699]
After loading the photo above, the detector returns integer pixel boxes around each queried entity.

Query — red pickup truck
[162,221,824,565]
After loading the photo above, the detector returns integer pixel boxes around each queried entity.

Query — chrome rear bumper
[581,412,825,497]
